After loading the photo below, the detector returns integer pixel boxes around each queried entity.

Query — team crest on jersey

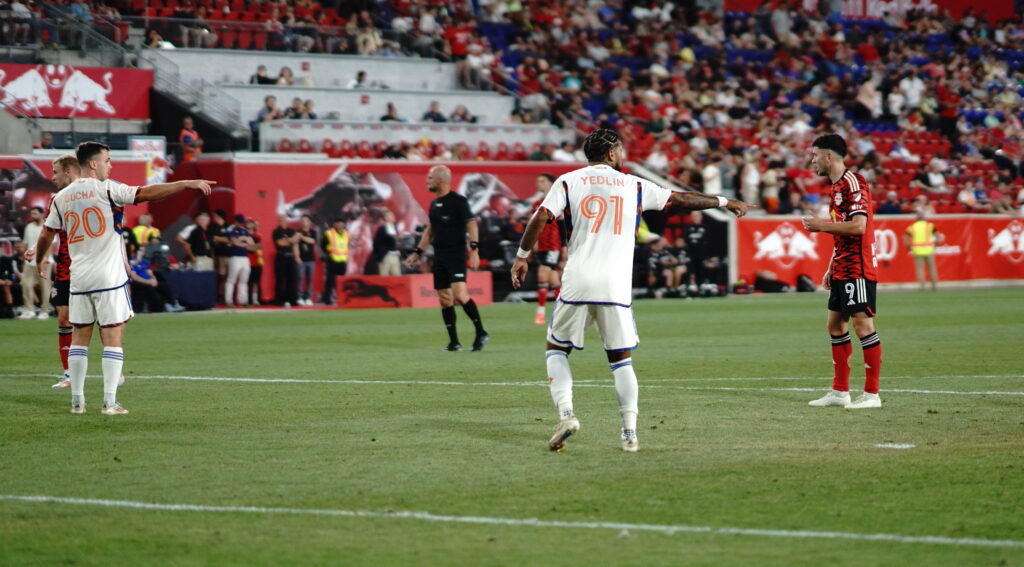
[833,193,843,206]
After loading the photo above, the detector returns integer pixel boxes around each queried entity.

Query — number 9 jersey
[44,178,139,294]
[540,164,672,306]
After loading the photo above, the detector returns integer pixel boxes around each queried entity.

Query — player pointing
[802,134,883,410]
[34,142,214,415]
[511,129,750,452]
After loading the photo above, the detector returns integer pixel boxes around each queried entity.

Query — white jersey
[540,164,672,306]
[44,178,139,294]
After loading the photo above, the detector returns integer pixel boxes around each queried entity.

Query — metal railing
[138,49,246,137]
[37,2,132,67]
[0,97,44,140]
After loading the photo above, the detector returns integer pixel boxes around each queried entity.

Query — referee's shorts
[433,249,467,290]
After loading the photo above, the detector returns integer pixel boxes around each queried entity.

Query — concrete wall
[0,111,34,154]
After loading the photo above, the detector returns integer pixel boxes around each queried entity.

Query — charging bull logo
[0,64,116,117]
[754,222,820,269]
[987,220,1024,264]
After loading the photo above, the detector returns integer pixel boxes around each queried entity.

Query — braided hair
[583,128,621,162]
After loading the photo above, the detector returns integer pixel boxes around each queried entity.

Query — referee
[405,165,489,351]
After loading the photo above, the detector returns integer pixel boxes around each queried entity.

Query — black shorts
[535,250,561,269]
[828,278,877,317]
[50,279,70,307]
[249,265,262,285]
[433,250,467,290]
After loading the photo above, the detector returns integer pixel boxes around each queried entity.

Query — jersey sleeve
[105,180,139,206]
[43,199,62,231]
[639,178,672,211]
[538,177,567,218]
[458,195,473,224]
[846,175,871,218]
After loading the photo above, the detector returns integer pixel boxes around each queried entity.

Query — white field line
[2,373,1023,396]
[1,494,1022,549]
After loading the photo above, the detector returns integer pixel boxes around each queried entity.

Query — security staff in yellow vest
[903,210,942,291]
[132,213,161,247]
[320,217,349,305]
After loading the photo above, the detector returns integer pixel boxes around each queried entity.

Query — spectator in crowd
[144,28,169,49]
[128,256,179,313]
[139,235,185,312]
[551,142,579,163]
[296,214,318,306]
[179,116,203,162]
[18,209,47,319]
[272,214,299,306]
[347,70,368,89]
[34,133,54,149]
[276,66,295,86]
[284,97,307,119]
[876,191,904,215]
[211,209,231,303]
[320,217,349,305]
[224,213,255,307]
[449,104,475,124]
[246,218,263,305]
[380,102,403,122]
[422,101,446,123]
[250,65,277,85]
[176,211,214,270]
[0,246,19,318]
[303,99,317,120]
[7,0,33,45]
[373,209,401,276]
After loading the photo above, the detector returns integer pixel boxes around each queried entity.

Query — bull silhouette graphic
[339,279,401,307]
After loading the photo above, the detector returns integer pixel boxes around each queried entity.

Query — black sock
[462,299,485,334]
[441,307,459,344]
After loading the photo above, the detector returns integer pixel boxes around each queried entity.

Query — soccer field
[1,288,1022,566]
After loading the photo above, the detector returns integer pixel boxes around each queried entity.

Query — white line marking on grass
[1,494,1022,549]
[874,443,917,450]
[3,374,1023,396]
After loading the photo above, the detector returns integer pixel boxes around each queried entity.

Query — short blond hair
[52,154,81,173]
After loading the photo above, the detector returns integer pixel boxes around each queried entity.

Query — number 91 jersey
[540,164,672,306]
[44,178,139,294]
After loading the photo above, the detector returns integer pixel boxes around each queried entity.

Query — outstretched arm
[135,180,215,203]
[667,191,751,217]
[511,207,552,288]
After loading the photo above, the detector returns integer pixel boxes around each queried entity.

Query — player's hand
[187,180,216,196]
[25,248,36,262]
[510,258,529,289]
[821,270,831,290]
[726,199,753,218]
[403,252,419,269]
[468,249,480,271]
[802,216,825,232]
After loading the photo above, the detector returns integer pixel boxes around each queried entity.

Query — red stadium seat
[298,138,315,153]
[433,142,448,158]
[475,141,492,161]
[278,138,295,152]
[252,30,268,50]
[337,140,355,158]
[511,142,527,160]
[356,141,374,159]
[374,141,389,157]
[237,30,253,49]
[493,142,511,161]
[321,139,338,157]
[218,27,237,48]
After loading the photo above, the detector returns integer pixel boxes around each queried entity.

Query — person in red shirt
[530,173,564,325]
[802,134,882,410]
[444,19,473,88]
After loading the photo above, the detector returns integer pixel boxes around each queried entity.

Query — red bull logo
[987,220,1024,264]
[0,64,116,117]
[753,222,820,269]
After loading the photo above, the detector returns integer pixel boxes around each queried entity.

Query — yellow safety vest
[906,220,936,256]
[325,228,349,262]
[133,225,160,244]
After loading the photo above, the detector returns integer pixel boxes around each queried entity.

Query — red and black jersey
[532,197,562,252]
[828,169,877,281]
[44,195,71,282]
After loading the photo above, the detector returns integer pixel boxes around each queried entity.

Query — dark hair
[812,134,847,158]
[538,173,555,182]
[583,128,621,161]
[76,141,109,167]
[30,206,44,213]
[195,211,210,219]
[333,217,345,224]
[214,209,227,219]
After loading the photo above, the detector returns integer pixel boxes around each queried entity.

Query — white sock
[68,345,89,403]
[102,347,123,406]
[536,305,545,315]
[611,358,639,430]
[546,350,573,418]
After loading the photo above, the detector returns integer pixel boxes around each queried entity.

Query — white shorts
[70,283,134,327]
[547,301,638,352]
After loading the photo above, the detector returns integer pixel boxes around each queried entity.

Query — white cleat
[621,430,639,453]
[17,310,36,320]
[548,414,580,452]
[70,403,85,415]
[847,393,882,409]
[808,390,851,408]
[36,311,50,320]
[101,403,129,416]
[52,372,71,389]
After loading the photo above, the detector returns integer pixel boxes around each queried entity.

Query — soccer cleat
[548,414,580,452]
[17,310,36,320]
[621,430,639,453]
[471,332,490,352]
[808,390,851,407]
[36,311,50,320]
[534,312,545,325]
[847,393,882,409]
[70,403,85,414]
[444,342,463,352]
[101,403,129,415]
[52,379,70,389]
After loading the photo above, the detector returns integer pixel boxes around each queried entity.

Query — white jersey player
[511,129,751,452]
[35,142,214,416]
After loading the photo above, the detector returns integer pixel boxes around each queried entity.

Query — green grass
[1,288,1023,566]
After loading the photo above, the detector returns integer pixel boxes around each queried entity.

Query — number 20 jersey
[44,178,139,294]
[540,164,672,306]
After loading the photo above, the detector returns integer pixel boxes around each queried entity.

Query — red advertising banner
[737,216,1024,285]
[334,272,493,309]
[0,64,153,119]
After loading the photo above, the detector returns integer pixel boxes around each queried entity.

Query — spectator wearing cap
[224,213,256,307]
